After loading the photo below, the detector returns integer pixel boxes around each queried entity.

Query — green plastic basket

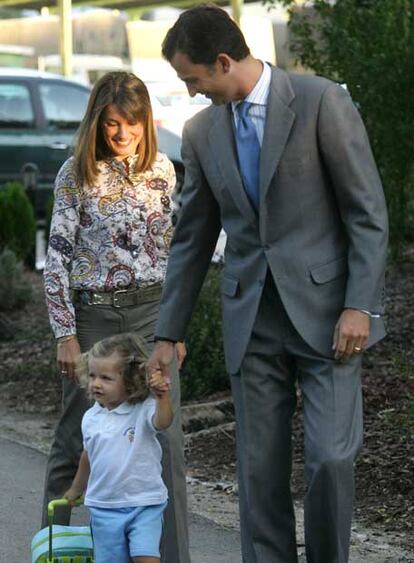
[31,498,93,563]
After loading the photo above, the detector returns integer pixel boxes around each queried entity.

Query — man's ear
[216,53,232,74]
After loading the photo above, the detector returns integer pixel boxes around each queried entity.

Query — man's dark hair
[162,5,250,65]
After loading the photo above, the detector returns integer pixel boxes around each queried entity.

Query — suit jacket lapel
[208,105,257,224]
[259,68,296,206]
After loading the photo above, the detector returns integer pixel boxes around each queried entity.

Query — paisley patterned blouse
[44,152,176,338]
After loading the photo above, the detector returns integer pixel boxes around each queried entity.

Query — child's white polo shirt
[82,398,167,508]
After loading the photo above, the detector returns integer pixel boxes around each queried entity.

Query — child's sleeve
[144,397,158,432]
[81,410,91,451]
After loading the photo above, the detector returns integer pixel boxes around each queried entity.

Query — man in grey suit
[147,6,388,563]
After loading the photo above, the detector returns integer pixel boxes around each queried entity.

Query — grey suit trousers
[41,295,190,563]
[231,273,363,563]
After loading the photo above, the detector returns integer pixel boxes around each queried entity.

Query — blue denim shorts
[89,502,167,562]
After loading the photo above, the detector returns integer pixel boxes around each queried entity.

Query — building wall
[0,9,129,58]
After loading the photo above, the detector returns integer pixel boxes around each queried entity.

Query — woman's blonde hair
[74,71,157,186]
[77,333,150,404]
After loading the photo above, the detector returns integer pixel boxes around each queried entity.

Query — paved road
[2,435,412,563]
[0,436,241,563]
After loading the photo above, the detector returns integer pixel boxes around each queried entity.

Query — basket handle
[47,496,84,519]
[47,497,84,562]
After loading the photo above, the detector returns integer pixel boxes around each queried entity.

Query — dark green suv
[0,68,183,225]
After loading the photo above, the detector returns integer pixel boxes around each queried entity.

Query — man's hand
[57,336,81,382]
[148,369,171,397]
[333,309,370,361]
[147,340,175,385]
[175,341,187,370]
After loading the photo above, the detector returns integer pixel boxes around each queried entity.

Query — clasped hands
[146,340,177,390]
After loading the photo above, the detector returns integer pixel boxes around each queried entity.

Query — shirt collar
[232,61,272,113]
[106,154,140,176]
[95,401,134,415]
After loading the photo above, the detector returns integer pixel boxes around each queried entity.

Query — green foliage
[408,397,414,426]
[392,352,414,424]
[392,351,414,380]
[0,248,32,310]
[0,190,13,250]
[269,0,414,259]
[0,181,36,264]
[180,264,229,401]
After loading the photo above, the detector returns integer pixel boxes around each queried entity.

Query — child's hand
[148,369,170,398]
[63,486,83,506]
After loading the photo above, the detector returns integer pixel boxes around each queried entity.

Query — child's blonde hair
[77,333,150,404]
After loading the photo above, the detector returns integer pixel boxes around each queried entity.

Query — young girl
[64,333,173,563]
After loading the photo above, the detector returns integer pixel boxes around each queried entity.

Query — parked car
[0,67,183,225]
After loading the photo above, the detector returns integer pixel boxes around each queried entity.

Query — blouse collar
[106,153,140,176]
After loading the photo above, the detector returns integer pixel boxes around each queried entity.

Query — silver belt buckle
[113,288,129,308]
[90,292,106,305]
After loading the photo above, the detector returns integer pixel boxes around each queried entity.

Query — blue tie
[235,101,261,210]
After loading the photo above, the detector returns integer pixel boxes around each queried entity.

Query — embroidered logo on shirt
[123,426,135,442]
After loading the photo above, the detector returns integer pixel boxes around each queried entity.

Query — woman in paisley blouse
[42,72,190,563]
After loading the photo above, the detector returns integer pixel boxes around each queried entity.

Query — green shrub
[0,248,32,310]
[0,190,13,250]
[0,181,36,264]
[180,264,229,401]
[270,0,414,259]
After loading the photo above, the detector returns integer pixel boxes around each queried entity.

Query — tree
[269,0,414,258]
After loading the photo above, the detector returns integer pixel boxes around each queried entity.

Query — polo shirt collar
[95,401,134,415]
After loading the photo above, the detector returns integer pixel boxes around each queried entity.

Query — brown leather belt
[74,283,162,308]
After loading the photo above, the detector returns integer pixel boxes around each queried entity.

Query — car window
[39,82,89,129]
[0,83,35,128]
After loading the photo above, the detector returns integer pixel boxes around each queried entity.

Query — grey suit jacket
[156,67,388,374]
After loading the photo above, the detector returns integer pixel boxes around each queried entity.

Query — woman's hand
[57,336,81,382]
[175,341,187,370]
